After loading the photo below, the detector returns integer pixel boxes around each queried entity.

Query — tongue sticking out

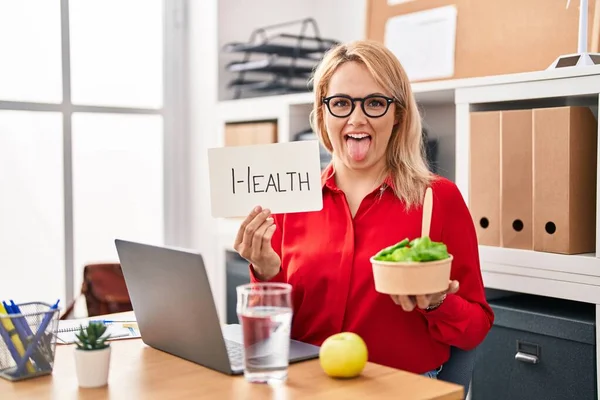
[346,137,371,162]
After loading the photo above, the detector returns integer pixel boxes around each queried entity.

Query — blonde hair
[309,40,433,209]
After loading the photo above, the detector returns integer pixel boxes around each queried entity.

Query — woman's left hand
[391,280,460,312]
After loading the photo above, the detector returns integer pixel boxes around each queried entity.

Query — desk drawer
[472,295,597,400]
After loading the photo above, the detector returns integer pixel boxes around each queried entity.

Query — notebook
[56,319,141,345]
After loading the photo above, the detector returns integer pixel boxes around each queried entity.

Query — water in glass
[237,283,293,383]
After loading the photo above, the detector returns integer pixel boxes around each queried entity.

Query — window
[71,113,164,291]
[0,1,186,311]
[69,0,163,108]
[0,111,64,303]
[0,1,63,103]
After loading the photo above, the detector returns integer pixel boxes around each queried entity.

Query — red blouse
[249,165,494,374]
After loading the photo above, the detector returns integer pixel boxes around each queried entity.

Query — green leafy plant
[373,236,450,262]
[75,321,111,351]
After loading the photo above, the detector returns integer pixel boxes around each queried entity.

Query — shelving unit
[213,68,600,289]
[454,69,600,300]
[210,65,600,397]
[454,66,600,398]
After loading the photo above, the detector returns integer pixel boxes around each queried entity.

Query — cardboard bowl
[370,255,453,295]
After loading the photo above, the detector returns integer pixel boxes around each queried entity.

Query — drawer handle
[515,352,539,364]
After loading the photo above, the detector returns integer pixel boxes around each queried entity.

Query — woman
[233,40,494,378]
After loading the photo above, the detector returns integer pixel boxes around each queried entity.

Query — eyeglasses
[322,94,396,118]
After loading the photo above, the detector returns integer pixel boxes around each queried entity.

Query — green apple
[319,332,368,378]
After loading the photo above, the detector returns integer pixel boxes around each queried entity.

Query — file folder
[469,111,501,246]
[500,109,533,250]
[532,106,597,254]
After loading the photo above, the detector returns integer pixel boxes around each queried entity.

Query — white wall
[312,0,367,43]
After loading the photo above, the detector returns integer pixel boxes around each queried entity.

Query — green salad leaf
[373,236,449,262]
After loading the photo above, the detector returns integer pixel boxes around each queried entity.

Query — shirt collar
[321,163,337,190]
[321,163,395,192]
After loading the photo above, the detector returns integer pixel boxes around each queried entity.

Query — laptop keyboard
[225,339,244,367]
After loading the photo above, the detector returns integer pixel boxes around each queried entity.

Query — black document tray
[223,41,328,60]
[222,18,337,99]
[225,58,315,77]
[227,78,310,93]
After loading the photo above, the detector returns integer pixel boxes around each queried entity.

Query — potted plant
[73,321,112,388]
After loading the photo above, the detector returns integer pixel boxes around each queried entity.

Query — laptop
[114,239,320,375]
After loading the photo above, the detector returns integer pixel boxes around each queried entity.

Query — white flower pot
[74,346,111,388]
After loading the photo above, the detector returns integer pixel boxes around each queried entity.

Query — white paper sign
[207,140,324,218]
[384,5,457,81]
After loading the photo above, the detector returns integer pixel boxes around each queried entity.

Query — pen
[91,320,137,325]
[9,301,34,337]
[3,302,30,343]
[0,321,23,369]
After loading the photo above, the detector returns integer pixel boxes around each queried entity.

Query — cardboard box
[469,111,501,246]
[224,121,277,147]
[366,0,600,82]
[532,106,597,254]
[500,109,533,250]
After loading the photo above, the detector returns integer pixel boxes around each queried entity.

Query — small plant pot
[74,346,111,388]
[370,255,453,295]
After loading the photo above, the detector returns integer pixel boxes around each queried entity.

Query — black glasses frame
[322,94,396,118]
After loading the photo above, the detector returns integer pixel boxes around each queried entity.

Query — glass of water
[236,282,293,383]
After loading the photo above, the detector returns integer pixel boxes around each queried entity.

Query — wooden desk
[1,315,463,399]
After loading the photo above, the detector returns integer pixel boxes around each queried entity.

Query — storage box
[500,109,533,250]
[532,106,598,254]
[469,111,501,246]
[224,121,277,147]
[472,295,597,400]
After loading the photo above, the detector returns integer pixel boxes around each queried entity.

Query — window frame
[0,0,189,305]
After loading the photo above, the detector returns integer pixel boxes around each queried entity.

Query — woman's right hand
[233,206,281,280]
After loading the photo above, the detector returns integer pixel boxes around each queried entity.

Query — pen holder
[0,302,60,382]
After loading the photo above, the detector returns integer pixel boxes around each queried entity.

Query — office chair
[437,346,477,400]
